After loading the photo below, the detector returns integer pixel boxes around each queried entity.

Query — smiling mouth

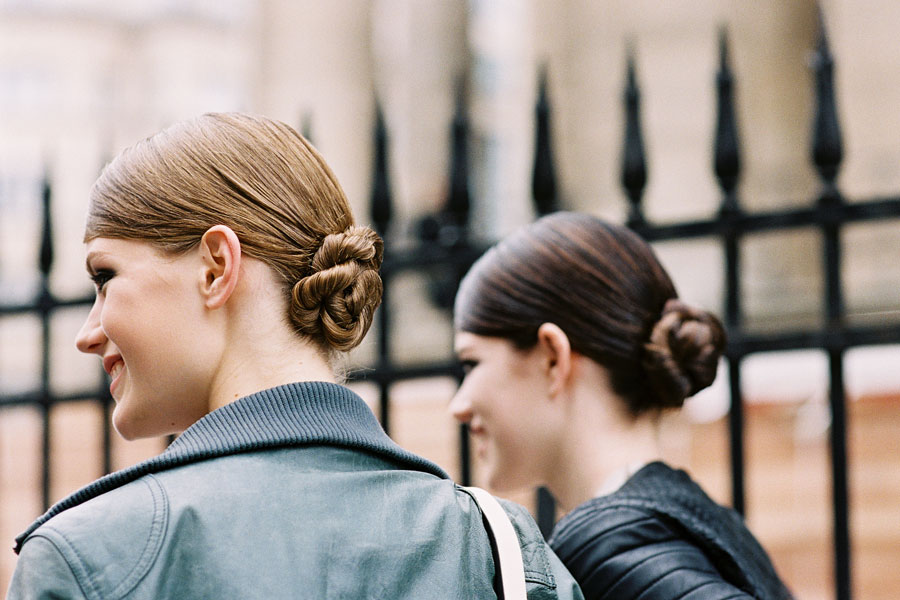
[104,357,125,397]
[467,427,488,456]
[109,361,124,380]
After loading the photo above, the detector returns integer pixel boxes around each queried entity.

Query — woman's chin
[112,417,140,441]
[111,405,148,441]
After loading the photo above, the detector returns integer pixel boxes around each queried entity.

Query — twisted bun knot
[641,298,726,408]
[290,226,384,352]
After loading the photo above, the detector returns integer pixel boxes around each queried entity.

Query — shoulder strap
[464,486,527,600]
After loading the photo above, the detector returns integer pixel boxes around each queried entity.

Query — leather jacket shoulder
[10,475,167,599]
[551,502,754,600]
[550,462,792,600]
[9,383,583,600]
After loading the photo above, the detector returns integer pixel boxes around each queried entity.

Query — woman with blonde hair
[451,211,793,599]
[8,113,582,600]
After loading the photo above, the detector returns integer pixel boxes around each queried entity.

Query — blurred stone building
[2,1,900,598]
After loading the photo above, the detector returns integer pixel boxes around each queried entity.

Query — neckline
[594,460,651,498]
[15,381,448,553]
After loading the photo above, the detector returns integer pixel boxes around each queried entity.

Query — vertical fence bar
[448,79,471,229]
[826,347,849,600]
[450,81,473,486]
[531,67,560,534]
[377,281,391,435]
[371,102,392,242]
[458,422,471,486]
[532,66,558,216]
[725,359,745,514]
[100,366,113,475]
[713,27,747,516]
[370,100,393,434]
[622,45,648,229]
[102,397,113,474]
[38,172,54,509]
[535,487,555,539]
[811,10,850,598]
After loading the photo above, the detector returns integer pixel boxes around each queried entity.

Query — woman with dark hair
[8,113,583,600]
[450,211,793,599]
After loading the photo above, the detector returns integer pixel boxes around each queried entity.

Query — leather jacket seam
[108,475,169,598]
[26,532,100,600]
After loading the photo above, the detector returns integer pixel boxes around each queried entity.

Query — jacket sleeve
[551,506,754,600]
[7,536,89,600]
[496,498,585,600]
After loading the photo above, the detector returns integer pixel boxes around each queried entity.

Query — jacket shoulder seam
[108,475,169,598]
[34,475,169,600]
[24,532,100,600]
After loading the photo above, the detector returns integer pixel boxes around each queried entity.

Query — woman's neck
[208,335,336,413]
[545,386,663,512]
[206,259,337,413]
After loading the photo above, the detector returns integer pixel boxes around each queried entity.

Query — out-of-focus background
[2,1,900,598]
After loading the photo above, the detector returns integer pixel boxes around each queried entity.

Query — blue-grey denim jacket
[8,382,583,600]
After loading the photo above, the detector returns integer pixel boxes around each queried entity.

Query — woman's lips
[469,426,487,457]
[106,358,124,396]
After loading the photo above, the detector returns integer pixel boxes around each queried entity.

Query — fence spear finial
[811,4,843,196]
[714,26,742,208]
[621,41,647,228]
[39,170,54,277]
[447,74,471,230]
[532,64,558,216]
[370,98,393,238]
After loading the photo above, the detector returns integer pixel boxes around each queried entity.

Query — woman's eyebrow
[84,251,106,274]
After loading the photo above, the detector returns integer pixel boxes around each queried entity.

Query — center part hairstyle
[454,212,726,416]
[85,112,382,354]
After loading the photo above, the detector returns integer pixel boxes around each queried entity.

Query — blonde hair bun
[290,226,384,352]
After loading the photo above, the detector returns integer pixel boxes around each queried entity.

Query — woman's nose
[75,299,106,355]
[448,391,473,424]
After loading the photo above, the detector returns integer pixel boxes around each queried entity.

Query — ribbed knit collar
[14,381,448,554]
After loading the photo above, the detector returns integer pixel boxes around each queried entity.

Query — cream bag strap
[464,486,528,600]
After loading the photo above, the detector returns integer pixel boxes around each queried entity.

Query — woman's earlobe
[199,225,242,309]
[537,322,572,397]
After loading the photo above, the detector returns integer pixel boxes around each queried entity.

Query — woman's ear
[198,225,242,309]
[536,322,572,398]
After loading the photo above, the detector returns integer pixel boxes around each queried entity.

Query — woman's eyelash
[90,269,114,291]
[460,359,477,374]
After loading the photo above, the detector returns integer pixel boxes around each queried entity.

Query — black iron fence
[2,16,898,600]
[361,20,899,600]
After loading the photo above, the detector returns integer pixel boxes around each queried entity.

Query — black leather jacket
[549,462,793,600]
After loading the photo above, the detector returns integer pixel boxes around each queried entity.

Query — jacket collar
[15,381,448,554]
[551,462,791,599]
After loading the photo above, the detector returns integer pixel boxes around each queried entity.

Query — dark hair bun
[289,226,383,351]
[642,299,726,408]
